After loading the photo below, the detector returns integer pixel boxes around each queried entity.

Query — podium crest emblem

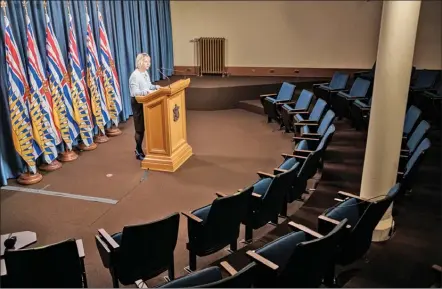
[173,104,180,122]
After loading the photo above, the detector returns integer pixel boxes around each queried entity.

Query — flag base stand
[39,160,62,172]
[58,150,78,162]
[78,142,98,151]
[17,172,43,185]
[105,127,122,137]
[94,134,109,143]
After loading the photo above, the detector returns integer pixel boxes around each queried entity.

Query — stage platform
[157,75,327,111]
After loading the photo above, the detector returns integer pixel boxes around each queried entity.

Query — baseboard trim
[173,66,365,78]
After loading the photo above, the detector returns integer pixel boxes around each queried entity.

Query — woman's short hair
[136,53,150,68]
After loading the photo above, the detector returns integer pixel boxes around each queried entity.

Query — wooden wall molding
[173,66,365,78]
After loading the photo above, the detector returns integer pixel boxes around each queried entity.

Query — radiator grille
[197,37,226,76]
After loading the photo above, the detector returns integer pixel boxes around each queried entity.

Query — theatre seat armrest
[135,280,148,288]
[76,239,85,258]
[98,228,120,250]
[215,192,227,198]
[246,250,279,271]
[257,171,276,179]
[294,149,313,154]
[252,192,263,199]
[282,153,296,159]
[294,122,318,126]
[274,168,288,174]
[275,99,292,104]
[260,93,277,98]
[318,215,352,235]
[337,191,367,201]
[220,261,237,276]
[293,136,320,141]
[313,82,329,87]
[288,221,323,238]
[181,212,203,223]
[297,119,318,123]
[302,132,321,137]
[319,215,340,225]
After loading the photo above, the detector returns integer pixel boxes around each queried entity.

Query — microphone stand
[157,68,171,89]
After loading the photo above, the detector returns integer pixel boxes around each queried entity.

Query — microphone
[157,68,171,89]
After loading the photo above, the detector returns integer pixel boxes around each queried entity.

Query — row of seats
[1,74,435,288]
[260,76,435,285]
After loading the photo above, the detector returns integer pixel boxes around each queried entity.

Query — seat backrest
[276,82,296,101]
[316,124,336,153]
[308,98,327,121]
[116,213,180,284]
[317,109,335,136]
[349,77,371,97]
[282,219,349,287]
[200,263,256,288]
[403,105,422,136]
[402,138,431,191]
[407,120,430,154]
[436,81,442,96]
[294,89,314,110]
[261,163,300,218]
[412,69,441,89]
[329,72,349,90]
[4,238,84,288]
[325,184,402,264]
[203,187,253,243]
[254,219,348,288]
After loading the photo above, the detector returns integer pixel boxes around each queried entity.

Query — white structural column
[360,0,422,242]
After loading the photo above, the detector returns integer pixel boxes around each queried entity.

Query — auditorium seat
[409,69,441,94]
[137,261,256,288]
[279,89,314,132]
[414,82,442,128]
[349,97,372,130]
[260,82,296,124]
[286,124,336,173]
[241,164,299,243]
[330,77,371,119]
[293,109,335,146]
[2,238,87,288]
[318,183,403,286]
[182,188,252,272]
[289,98,328,135]
[95,213,180,287]
[353,62,376,82]
[430,264,442,288]
[397,138,431,196]
[400,120,430,166]
[245,219,348,287]
[313,72,349,103]
[402,105,422,139]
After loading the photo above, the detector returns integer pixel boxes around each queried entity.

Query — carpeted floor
[1,109,440,287]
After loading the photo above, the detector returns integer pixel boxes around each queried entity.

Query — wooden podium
[135,78,193,172]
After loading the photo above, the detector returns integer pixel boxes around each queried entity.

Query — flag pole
[23,0,62,172]
[95,0,122,138]
[2,0,42,185]
[43,0,77,162]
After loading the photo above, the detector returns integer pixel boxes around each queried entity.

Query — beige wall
[170,1,441,69]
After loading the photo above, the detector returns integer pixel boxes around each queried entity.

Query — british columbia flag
[67,12,94,147]
[46,12,79,151]
[98,9,122,127]
[4,14,41,173]
[25,13,61,164]
[86,11,110,134]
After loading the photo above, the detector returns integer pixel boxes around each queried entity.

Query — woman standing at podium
[129,53,160,160]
